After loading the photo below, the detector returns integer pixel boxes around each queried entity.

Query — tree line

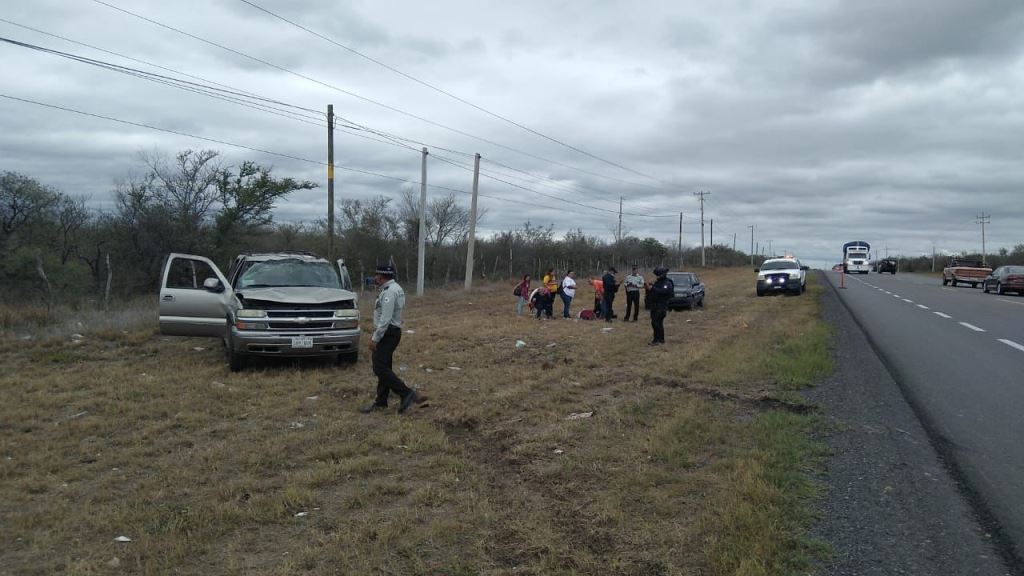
[2,148,766,305]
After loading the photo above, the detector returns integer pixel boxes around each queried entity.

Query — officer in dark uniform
[360,264,418,414]
[647,266,674,346]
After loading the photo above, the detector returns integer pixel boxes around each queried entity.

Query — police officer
[647,266,674,346]
[360,264,418,414]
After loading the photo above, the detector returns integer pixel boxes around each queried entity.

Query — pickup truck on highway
[942,258,992,288]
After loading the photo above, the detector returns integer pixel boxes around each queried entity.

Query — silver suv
[159,251,360,371]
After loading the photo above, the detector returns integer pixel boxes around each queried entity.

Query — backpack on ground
[578,309,595,320]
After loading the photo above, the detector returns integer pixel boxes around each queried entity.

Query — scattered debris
[106,557,121,568]
[566,411,594,420]
[114,536,132,543]
[515,340,527,348]
[399,364,408,372]
[553,449,564,455]
[546,342,557,348]
[447,366,462,371]
[19,335,32,341]
[425,368,434,373]
[288,421,305,429]
[294,512,309,517]
[305,395,319,401]
[405,329,416,334]
[211,381,225,389]
[395,445,409,450]
[69,410,88,420]
[601,327,613,333]
[686,319,692,323]
[70,333,84,341]
[192,346,206,352]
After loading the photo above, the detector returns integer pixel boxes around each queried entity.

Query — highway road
[824,269,1024,565]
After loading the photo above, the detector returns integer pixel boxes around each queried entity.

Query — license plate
[291,336,314,349]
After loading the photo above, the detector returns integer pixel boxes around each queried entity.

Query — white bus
[843,241,871,274]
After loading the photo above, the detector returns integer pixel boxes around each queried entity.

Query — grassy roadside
[0,268,833,575]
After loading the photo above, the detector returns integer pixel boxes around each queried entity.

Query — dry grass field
[0,268,832,575]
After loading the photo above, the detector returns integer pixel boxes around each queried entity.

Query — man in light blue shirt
[360,264,418,414]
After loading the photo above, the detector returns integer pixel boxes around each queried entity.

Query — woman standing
[514,274,531,315]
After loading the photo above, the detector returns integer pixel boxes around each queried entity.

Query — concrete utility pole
[464,153,481,290]
[327,104,335,260]
[977,213,991,265]
[748,225,755,266]
[694,191,710,267]
[677,212,683,268]
[417,147,428,296]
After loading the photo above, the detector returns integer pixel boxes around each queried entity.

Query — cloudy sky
[2,0,1023,268]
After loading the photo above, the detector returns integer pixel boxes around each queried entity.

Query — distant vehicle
[755,257,809,296]
[877,258,897,274]
[666,271,705,310]
[159,251,361,371]
[982,266,1024,295]
[843,241,871,274]
[942,258,992,288]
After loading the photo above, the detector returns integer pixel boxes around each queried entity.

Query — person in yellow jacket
[542,268,559,293]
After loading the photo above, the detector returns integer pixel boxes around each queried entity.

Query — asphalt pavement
[807,270,1016,575]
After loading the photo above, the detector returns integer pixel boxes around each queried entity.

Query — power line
[0,93,651,221]
[89,0,667,193]
[235,0,669,186]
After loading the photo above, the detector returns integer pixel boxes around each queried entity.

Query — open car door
[337,258,355,292]
[159,253,231,337]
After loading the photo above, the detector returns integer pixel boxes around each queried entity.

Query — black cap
[375,263,396,276]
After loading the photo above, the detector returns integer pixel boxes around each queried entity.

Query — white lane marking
[997,298,1024,306]
[902,299,914,303]
[917,304,930,310]
[893,294,901,298]
[999,339,1024,353]
[958,322,985,332]
[934,312,952,319]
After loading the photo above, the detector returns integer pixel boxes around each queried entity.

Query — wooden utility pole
[617,196,623,243]
[327,104,335,260]
[417,147,428,296]
[464,153,481,289]
[748,225,755,266]
[694,191,710,266]
[733,233,736,252]
[977,212,990,266]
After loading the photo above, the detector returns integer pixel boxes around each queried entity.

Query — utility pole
[417,147,428,296]
[694,191,710,267]
[768,239,772,257]
[326,104,335,260]
[464,153,481,290]
[733,233,736,252]
[617,196,623,243]
[932,244,936,273]
[748,225,754,266]
[977,213,991,265]
[677,212,683,268]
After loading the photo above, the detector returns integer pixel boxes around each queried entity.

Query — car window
[1005,267,1024,274]
[760,261,799,271]
[668,273,694,286]
[237,259,341,289]
[166,258,218,290]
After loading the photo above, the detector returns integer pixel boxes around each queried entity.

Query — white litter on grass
[19,335,32,341]
[546,342,557,348]
[425,368,434,373]
[114,536,132,543]
[686,319,692,323]
[395,445,409,449]
[306,395,319,401]
[553,449,564,455]
[405,329,416,334]
[399,364,408,372]
[288,421,305,429]
[192,346,206,352]
[70,333,84,340]
[566,412,594,420]
[294,512,309,517]
[601,327,614,333]
[515,340,527,348]
[447,366,461,371]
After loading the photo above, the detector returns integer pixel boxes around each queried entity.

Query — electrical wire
[236,0,670,186]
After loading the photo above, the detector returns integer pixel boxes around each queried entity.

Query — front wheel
[971,282,978,288]
[950,278,957,287]
[983,282,990,293]
[226,330,247,372]
[997,282,1005,295]
[942,277,949,286]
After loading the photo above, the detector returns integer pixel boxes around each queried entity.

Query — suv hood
[236,286,356,304]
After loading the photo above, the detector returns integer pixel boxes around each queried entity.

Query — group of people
[515,265,676,345]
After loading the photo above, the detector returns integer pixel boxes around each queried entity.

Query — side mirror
[753,268,759,273]
[203,277,224,293]
[800,265,809,271]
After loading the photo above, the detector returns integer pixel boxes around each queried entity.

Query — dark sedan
[666,271,705,310]
[982,266,1024,295]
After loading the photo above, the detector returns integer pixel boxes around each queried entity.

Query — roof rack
[238,250,322,258]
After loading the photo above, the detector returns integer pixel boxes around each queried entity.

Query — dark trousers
[651,309,667,343]
[603,294,615,321]
[372,325,411,406]
[625,291,640,321]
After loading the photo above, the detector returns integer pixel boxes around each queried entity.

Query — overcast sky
[2,0,1023,268]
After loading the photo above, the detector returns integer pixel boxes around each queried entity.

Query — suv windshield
[668,273,695,287]
[761,261,799,271]
[237,259,341,289]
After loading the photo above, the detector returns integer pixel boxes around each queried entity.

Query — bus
[843,241,871,274]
